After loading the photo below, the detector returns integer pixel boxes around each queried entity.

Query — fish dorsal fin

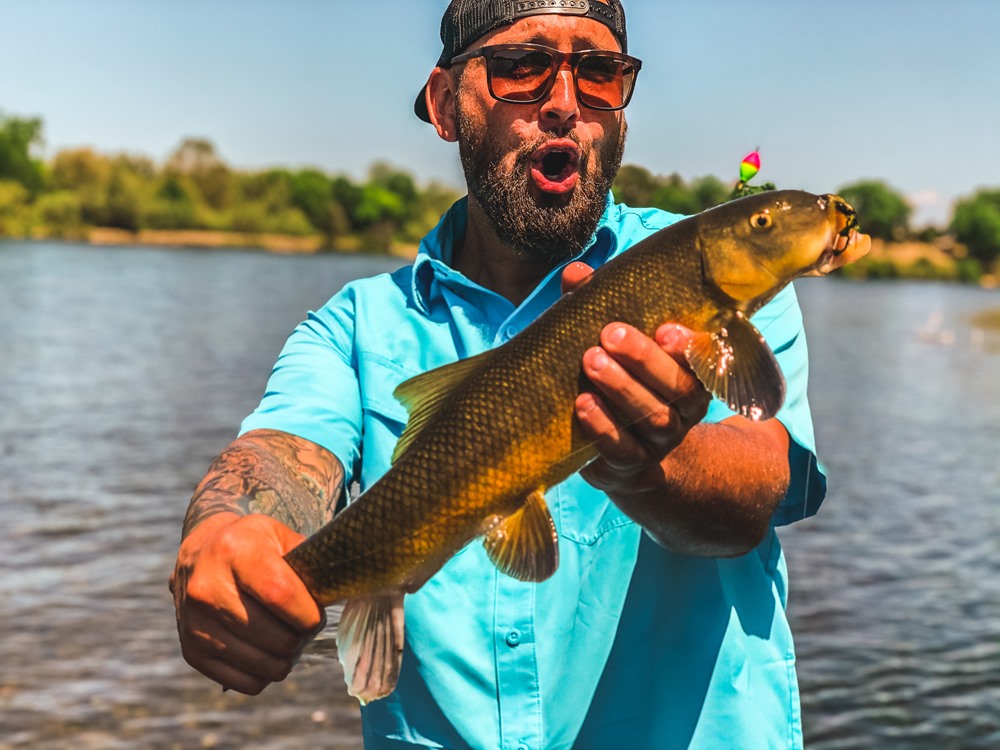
[483,489,559,583]
[684,311,786,421]
[337,591,405,705]
[391,351,492,464]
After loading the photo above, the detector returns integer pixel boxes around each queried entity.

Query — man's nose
[539,67,579,131]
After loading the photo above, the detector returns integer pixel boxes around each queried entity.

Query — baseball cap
[415,0,628,123]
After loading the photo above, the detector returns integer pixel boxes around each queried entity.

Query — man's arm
[169,428,343,694]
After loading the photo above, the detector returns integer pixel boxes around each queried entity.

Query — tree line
[1,112,999,275]
[0,115,461,253]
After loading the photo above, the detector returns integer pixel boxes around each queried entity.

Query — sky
[2,0,998,227]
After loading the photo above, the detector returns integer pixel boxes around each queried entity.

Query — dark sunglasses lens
[488,48,555,101]
[577,55,634,109]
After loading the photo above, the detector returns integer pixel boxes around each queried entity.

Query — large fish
[284,189,864,702]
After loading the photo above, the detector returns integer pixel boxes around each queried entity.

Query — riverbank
[84,227,420,258]
[4,227,996,286]
[839,237,997,287]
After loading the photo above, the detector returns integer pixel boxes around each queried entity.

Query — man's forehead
[474,13,622,51]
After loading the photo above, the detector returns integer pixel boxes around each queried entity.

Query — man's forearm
[182,428,344,539]
[602,417,791,557]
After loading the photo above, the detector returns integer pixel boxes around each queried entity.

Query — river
[1,241,998,749]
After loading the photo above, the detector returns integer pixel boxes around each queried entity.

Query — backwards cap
[415,0,628,122]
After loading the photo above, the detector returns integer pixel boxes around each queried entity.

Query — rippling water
[1,241,998,749]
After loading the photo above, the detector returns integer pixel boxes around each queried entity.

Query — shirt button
[505,629,522,647]
[504,325,518,339]
[516,744,530,750]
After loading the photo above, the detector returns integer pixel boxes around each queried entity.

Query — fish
[283,189,864,703]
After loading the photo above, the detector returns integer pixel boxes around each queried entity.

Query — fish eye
[749,211,773,230]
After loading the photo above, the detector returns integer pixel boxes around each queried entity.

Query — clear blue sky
[2,0,998,226]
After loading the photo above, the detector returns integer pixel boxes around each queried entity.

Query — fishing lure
[730,149,776,201]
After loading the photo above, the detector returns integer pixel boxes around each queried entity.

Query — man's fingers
[176,594,298,695]
[575,391,650,472]
[601,323,703,403]
[560,261,594,295]
[172,514,326,695]
[232,551,325,636]
[580,335,702,451]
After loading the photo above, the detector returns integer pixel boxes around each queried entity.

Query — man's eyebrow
[510,33,618,51]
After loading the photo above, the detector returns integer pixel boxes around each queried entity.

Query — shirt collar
[411,194,620,314]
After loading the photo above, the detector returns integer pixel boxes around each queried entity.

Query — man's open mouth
[530,140,581,194]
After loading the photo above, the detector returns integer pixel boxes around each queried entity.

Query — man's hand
[560,263,789,556]
[169,512,325,695]
[170,430,342,693]
[575,321,711,493]
[562,261,710,490]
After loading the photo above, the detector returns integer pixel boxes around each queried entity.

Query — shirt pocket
[355,352,414,493]
[552,475,634,545]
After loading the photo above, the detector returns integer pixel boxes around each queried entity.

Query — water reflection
[1,243,997,748]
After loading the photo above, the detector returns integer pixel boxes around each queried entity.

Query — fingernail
[590,349,608,371]
[606,325,627,345]
[577,393,598,415]
[656,324,685,348]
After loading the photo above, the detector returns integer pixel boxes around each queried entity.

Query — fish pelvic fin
[685,312,786,421]
[391,350,493,464]
[337,591,405,705]
[483,489,559,583]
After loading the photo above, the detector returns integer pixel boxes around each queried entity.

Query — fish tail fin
[337,591,405,705]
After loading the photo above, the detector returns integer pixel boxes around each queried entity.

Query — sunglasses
[448,43,642,112]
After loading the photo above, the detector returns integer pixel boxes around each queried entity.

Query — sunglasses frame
[448,43,642,112]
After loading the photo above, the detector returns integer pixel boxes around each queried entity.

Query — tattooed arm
[170,428,344,694]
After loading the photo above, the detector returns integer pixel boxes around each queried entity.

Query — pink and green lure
[729,149,775,201]
[739,150,761,183]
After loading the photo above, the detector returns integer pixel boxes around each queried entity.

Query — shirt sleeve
[239,285,363,488]
[701,283,828,526]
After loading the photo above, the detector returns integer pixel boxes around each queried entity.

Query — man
[171,1,867,747]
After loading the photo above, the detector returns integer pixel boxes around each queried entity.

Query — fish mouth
[809,194,863,274]
[529,140,581,195]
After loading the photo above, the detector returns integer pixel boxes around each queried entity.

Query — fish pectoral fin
[685,312,786,421]
[391,350,493,463]
[337,591,405,705]
[483,489,559,583]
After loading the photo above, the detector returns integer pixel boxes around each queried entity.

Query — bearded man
[171,2,844,747]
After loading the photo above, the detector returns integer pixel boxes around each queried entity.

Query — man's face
[453,15,628,264]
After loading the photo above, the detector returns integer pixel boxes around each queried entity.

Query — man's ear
[426,68,459,143]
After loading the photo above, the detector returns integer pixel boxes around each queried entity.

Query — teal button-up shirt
[241,196,826,750]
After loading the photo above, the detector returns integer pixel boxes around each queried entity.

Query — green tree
[691,175,729,211]
[332,175,365,230]
[0,180,31,235]
[613,167,729,215]
[837,180,912,241]
[612,164,658,206]
[354,184,405,227]
[950,188,1000,267]
[289,169,334,232]
[166,138,234,211]
[0,114,46,193]
[146,175,197,229]
[33,191,83,237]
[51,147,114,226]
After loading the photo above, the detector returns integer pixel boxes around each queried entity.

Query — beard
[456,109,626,265]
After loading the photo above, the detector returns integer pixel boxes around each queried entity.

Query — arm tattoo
[182,429,344,538]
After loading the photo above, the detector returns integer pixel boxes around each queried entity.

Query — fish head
[697,190,861,308]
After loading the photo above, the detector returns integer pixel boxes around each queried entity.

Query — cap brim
[414,84,431,123]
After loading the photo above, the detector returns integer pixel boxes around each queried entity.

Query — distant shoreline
[82,227,420,258]
[4,229,996,287]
